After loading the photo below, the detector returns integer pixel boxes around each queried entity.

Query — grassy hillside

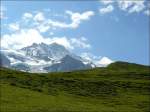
[0,62,150,112]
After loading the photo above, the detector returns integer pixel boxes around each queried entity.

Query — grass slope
[0,62,150,112]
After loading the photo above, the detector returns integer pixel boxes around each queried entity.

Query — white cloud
[118,1,134,11]
[33,12,45,22]
[33,10,94,31]
[99,5,114,14]
[66,10,95,28]
[37,23,50,33]
[47,19,69,28]
[80,52,101,61]
[129,3,145,13]
[2,10,93,51]
[118,1,145,13]
[39,11,95,29]
[8,23,20,31]
[66,10,94,21]
[70,37,91,49]
[1,28,91,50]
[49,37,73,49]
[99,0,149,16]
[19,10,94,33]
[23,12,33,19]
[1,29,45,49]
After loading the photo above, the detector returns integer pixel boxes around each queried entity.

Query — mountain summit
[21,42,70,61]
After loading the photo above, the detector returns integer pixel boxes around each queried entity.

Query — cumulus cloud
[33,11,94,31]
[49,37,73,49]
[33,12,45,22]
[37,23,50,33]
[1,28,91,50]
[47,19,70,28]
[8,23,20,31]
[70,37,91,49]
[1,29,45,49]
[36,10,95,29]
[80,52,101,61]
[65,10,95,28]
[22,12,33,19]
[99,0,149,16]
[1,9,93,51]
[118,1,135,11]
[118,1,145,13]
[99,5,114,14]
[18,10,95,33]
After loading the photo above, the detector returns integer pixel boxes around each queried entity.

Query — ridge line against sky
[0,0,150,65]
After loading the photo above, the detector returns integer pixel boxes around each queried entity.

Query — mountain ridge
[0,42,94,72]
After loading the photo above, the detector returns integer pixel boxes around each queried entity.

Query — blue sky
[0,0,150,65]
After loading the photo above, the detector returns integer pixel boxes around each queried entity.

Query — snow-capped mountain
[95,57,113,67]
[44,55,91,72]
[21,42,70,61]
[0,42,113,72]
[0,52,11,67]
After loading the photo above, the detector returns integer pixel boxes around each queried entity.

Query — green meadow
[0,62,150,112]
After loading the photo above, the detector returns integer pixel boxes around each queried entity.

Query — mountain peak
[20,42,70,61]
[49,42,67,49]
[95,57,113,67]
[32,42,48,47]
[32,43,38,47]
[23,42,66,49]
[50,42,60,46]
[40,42,47,45]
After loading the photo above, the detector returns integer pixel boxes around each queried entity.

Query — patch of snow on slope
[96,57,113,67]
